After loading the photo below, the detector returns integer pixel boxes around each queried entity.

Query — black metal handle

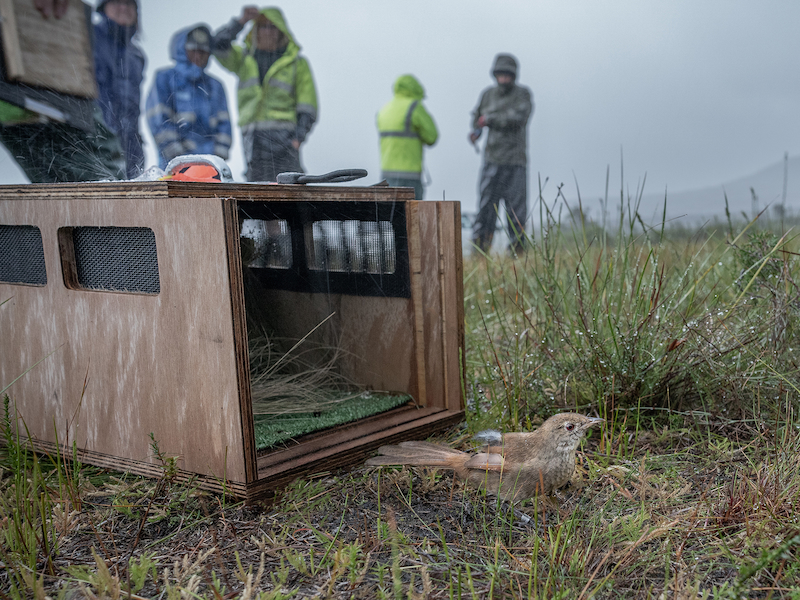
[276,169,368,185]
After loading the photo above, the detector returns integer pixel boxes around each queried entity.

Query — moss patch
[254,393,412,450]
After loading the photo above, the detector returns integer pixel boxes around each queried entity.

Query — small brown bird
[366,413,603,502]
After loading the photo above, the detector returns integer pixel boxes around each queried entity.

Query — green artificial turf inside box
[254,392,412,450]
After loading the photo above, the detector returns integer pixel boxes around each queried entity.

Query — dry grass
[248,332,361,416]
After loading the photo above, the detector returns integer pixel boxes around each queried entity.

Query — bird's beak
[584,417,604,429]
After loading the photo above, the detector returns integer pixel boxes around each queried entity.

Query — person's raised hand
[33,0,69,19]
[239,6,261,25]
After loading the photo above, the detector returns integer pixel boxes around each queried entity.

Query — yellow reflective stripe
[242,121,295,133]
[378,100,419,138]
[268,78,294,93]
[239,76,260,90]
[380,131,418,138]
[381,170,422,180]
[146,103,174,119]
[297,103,316,118]
[154,130,180,144]
[209,111,231,128]
[404,100,418,132]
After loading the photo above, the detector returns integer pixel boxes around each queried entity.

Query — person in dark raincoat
[93,0,146,178]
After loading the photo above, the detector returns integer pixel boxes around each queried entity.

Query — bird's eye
[565,423,575,431]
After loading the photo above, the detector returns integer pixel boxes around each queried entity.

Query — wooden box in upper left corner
[0,0,97,97]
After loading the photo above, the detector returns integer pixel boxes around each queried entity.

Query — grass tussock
[465,194,800,432]
[2,189,800,598]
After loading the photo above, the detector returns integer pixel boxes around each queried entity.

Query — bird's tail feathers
[365,441,467,468]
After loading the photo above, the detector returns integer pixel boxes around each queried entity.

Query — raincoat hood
[393,74,425,100]
[492,53,518,78]
[169,24,212,80]
[244,7,299,52]
[96,0,138,13]
[95,0,139,39]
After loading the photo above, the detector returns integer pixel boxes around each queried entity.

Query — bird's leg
[502,500,556,530]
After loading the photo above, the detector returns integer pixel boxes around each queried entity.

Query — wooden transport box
[0,181,465,501]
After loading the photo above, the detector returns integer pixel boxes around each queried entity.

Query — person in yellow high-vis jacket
[213,6,317,182]
[376,75,438,199]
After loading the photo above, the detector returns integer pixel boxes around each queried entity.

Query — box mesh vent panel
[73,227,160,294]
[0,225,47,286]
[241,219,292,269]
[307,220,396,274]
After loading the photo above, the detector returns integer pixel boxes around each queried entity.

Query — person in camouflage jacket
[469,54,533,253]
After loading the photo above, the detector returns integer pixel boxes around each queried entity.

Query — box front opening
[239,200,418,453]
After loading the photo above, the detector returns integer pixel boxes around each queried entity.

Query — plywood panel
[0,0,97,97]
[436,202,466,411]
[0,194,246,481]
[413,202,444,407]
[222,198,257,482]
[450,202,467,410]
[406,203,428,405]
[28,438,248,497]
[406,201,465,412]
[257,405,439,472]
[0,181,417,202]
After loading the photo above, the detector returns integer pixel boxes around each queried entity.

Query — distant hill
[638,155,800,224]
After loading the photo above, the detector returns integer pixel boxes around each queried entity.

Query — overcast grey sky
[2,1,799,216]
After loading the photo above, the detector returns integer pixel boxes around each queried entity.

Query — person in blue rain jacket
[146,25,232,168]
[93,0,146,178]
